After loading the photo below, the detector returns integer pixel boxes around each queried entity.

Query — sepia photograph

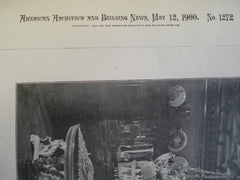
[16,78,240,180]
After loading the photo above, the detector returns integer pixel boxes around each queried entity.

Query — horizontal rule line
[0,45,240,51]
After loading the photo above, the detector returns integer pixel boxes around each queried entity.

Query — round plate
[172,156,189,168]
[168,85,186,107]
[168,129,188,152]
[170,156,189,175]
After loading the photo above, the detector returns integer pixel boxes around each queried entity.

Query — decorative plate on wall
[168,85,186,107]
[168,129,188,152]
[172,156,189,168]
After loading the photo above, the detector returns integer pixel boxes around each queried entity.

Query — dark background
[17,78,240,180]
